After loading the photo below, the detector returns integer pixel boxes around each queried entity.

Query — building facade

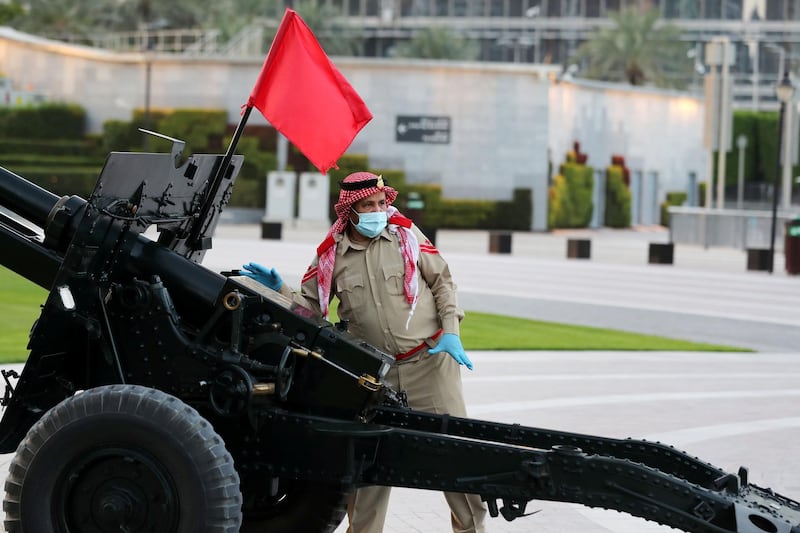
[308,0,798,108]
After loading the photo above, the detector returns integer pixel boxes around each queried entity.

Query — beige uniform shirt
[279,224,463,358]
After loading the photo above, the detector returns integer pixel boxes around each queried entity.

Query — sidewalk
[210,222,789,276]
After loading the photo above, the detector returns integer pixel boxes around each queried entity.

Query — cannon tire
[240,477,349,533]
[3,384,242,533]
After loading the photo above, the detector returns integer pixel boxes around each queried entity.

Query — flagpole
[188,105,253,249]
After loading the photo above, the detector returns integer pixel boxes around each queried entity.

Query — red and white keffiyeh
[313,172,419,327]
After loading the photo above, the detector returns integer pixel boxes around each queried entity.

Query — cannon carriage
[1,143,799,533]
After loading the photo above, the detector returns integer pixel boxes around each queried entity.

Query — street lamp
[736,134,748,209]
[525,5,541,64]
[768,70,794,274]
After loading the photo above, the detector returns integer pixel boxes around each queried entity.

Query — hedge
[605,165,631,228]
[660,191,687,227]
[0,104,86,139]
[548,161,593,229]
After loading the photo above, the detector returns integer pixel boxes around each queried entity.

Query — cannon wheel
[240,477,349,533]
[3,384,242,533]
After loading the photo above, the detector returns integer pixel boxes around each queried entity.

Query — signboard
[395,115,451,144]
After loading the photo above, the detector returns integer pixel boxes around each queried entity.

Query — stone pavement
[338,350,800,533]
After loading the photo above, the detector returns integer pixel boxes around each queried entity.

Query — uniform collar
[337,227,392,254]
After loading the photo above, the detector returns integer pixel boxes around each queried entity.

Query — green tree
[9,0,254,40]
[570,7,692,89]
[392,26,479,61]
[0,2,24,25]
[290,0,362,56]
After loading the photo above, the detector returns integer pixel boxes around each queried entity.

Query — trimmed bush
[660,191,687,227]
[154,109,228,155]
[1,154,104,167]
[605,165,631,228]
[8,166,102,198]
[0,104,86,139]
[548,161,594,229]
[102,120,140,153]
[0,138,96,156]
[714,110,800,191]
[229,177,265,208]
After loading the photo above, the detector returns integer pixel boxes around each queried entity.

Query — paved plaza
[2,222,799,532]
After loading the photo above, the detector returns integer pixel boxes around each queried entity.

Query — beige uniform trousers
[346,350,488,533]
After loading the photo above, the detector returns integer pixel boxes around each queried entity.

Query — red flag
[247,8,373,174]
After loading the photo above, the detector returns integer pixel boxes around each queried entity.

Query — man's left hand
[429,333,474,370]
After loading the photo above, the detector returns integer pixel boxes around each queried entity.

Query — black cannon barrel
[0,166,61,229]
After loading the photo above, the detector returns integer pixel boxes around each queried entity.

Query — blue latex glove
[241,262,283,291]
[428,333,473,370]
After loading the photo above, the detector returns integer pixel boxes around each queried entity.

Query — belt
[395,329,443,362]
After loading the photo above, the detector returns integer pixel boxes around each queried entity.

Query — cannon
[1,142,799,533]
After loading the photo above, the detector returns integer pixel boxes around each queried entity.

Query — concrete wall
[347,59,556,231]
[2,27,717,231]
[0,27,557,230]
[549,78,708,224]
[0,28,260,132]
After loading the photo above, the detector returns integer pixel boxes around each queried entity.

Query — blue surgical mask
[352,210,388,238]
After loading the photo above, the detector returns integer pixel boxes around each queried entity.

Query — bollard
[648,242,674,265]
[489,232,512,254]
[746,248,771,271]
[419,226,437,246]
[261,221,282,240]
[567,238,591,259]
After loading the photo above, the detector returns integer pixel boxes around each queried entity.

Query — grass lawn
[0,266,48,362]
[0,265,747,364]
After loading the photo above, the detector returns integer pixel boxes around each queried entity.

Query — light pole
[768,71,794,274]
[736,134,748,209]
[526,5,540,64]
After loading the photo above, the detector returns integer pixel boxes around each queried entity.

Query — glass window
[489,0,506,16]
[365,0,380,15]
[509,0,525,16]
[681,0,700,18]
[548,0,564,16]
[565,0,580,15]
[586,0,601,16]
[400,0,430,15]
[790,0,800,19]
[434,0,450,15]
[347,0,362,15]
[662,0,681,17]
[473,0,490,15]
[766,0,785,19]
[723,0,743,18]
[704,0,722,18]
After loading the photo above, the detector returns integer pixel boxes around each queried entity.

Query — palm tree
[392,26,479,61]
[569,7,692,89]
[10,0,247,39]
[291,0,363,57]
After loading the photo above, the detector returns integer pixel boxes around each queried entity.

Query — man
[243,171,487,533]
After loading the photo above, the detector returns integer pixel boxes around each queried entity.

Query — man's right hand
[241,262,283,291]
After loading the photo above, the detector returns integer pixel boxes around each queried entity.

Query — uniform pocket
[336,272,366,318]
[382,264,405,295]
